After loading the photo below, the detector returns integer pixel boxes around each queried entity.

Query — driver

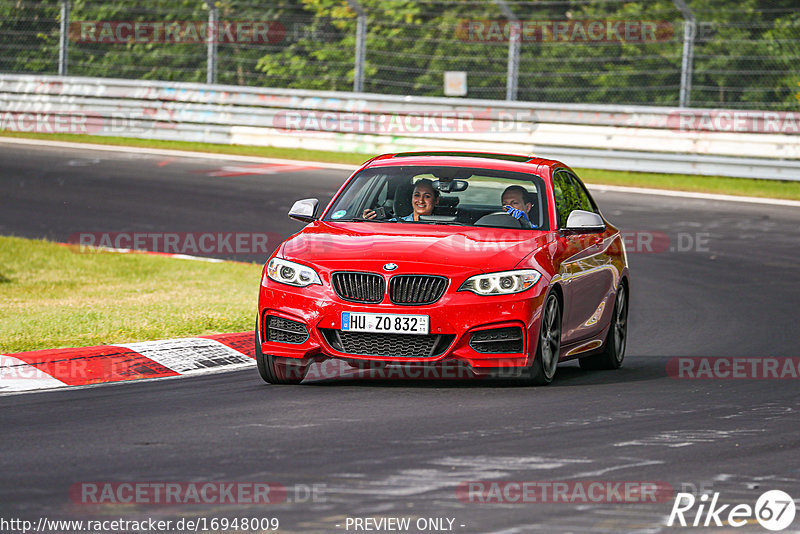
[363,179,440,222]
[501,185,534,227]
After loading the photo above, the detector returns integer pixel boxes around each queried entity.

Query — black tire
[579,283,628,371]
[521,291,562,385]
[255,321,305,385]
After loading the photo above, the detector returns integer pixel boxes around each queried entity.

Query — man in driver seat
[501,185,534,227]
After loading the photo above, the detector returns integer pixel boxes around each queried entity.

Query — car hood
[280,221,550,274]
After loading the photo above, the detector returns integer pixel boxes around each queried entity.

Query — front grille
[469,327,524,353]
[389,275,448,305]
[332,272,384,303]
[320,329,455,358]
[265,315,309,344]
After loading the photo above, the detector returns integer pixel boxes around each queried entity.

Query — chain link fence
[1,0,798,110]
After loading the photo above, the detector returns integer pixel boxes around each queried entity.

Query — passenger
[363,179,440,221]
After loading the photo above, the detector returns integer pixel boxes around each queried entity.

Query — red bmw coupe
[256,152,629,385]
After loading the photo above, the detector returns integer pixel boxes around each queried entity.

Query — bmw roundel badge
[383,263,398,271]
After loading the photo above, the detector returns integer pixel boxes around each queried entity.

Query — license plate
[341,312,429,335]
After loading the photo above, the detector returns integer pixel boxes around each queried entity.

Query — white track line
[3,136,798,206]
[61,243,229,263]
[587,183,800,207]
[0,136,357,170]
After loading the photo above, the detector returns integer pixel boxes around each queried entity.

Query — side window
[568,173,598,214]
[552,171,580,228]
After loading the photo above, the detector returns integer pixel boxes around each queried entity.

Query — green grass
[3,130,799,200]
[0,236,262,353]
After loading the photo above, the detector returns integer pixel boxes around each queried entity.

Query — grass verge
[0,236,262,353]
[3,131,800,201]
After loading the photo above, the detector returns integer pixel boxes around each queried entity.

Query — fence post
[58,0,69,76]
[205,0,218,84]
[673,0,696,107]
[347,0,366,93]
[495,0,519,101]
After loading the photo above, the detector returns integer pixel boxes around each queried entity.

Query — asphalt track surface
[1,142,799,533]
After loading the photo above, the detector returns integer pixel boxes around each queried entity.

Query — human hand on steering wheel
[503,205,530,223]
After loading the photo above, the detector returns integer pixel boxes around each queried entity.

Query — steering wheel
[474,211,527,229]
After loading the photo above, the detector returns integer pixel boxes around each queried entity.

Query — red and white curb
[0,332,255,395]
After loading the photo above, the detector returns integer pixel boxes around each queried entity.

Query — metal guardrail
[0,74,798,180]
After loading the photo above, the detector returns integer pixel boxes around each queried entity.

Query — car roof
[362,151,566,176]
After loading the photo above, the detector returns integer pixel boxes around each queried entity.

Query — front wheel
[521,292,561,385]
[579,283,628,371]
[255,322,306,384]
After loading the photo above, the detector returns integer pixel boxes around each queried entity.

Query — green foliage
[1,0,798,109]
[0,0,61,74]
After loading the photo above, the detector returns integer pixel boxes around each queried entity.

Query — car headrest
[527,192,540,226]
[393,181,415,218]
[438,196,459,208]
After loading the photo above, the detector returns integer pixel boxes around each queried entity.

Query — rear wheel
[255,321,306,384]
[579,283,628,370]
[522,292,561,385]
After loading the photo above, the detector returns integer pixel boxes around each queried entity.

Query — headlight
[266,258,322,287]
[458,269,541,296]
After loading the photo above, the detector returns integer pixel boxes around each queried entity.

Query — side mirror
[288,198,319,223]
[565,210,605,233]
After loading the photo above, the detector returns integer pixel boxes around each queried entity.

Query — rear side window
[568,173,599,214]
[552,171,580,228]
[553,170,599,228]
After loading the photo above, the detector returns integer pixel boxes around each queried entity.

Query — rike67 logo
[668,490,796,531]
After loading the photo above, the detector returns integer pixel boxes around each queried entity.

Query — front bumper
[257,277,548,372]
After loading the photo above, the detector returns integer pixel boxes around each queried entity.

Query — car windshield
[323,165,549,230]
